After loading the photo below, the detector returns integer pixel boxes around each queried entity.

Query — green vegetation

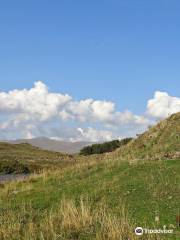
[0,158,179,239]
[0,142,75,174]
[112,112,180,161]
[80,138,132,155]
[0,112,180,239]
[0,159,30,174]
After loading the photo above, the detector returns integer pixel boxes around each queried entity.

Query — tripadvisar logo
[135,227,143,235]
[135,226,174,236]
[134,215,180,236]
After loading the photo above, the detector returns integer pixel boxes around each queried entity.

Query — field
[0,157,180,239]
[0,113,180,239]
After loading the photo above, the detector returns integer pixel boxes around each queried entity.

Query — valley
[0,113,179,239]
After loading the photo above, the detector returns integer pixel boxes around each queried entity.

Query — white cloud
[47,127,119,143]
[0,81,179,142]
[62,99,115,123]
[0,81,72,121]
[74,127,115,142]
[59,99,149,126]
[147,91,180,119]
[113,110,149,125]
[0,81,149,127]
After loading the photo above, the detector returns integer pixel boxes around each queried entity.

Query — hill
[0,113,179,239]
[0,142,75,174]
[112,112,180,161]
[6,137,92,154]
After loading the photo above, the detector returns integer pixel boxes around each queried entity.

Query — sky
[0,0,180,141]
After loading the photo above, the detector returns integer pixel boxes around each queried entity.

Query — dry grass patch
[0,198,142,240]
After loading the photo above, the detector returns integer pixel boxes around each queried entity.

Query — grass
[0,198,134,240]
[0,157,179,239]
[112,112,180,161]
[0,142,75,174]
[0,113,180,239]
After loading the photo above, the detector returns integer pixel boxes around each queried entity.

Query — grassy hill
[0,113,179,239]
[0,142,75,174]
[112,112,180,161]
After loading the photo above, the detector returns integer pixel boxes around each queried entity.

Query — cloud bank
[0,81,179,141]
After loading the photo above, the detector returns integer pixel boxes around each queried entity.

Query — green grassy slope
[0,158,179,239]
[0,113,179,239]
[0,142,75,173]
[112,112,180,161]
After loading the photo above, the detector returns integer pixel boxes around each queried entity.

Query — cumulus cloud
[59,100,149,126]
[0,81,149,127]
[49,127,118,142]
[75,127,115,142]
[0,81,71,121]
[0,81,179,141]
[61,99,115,123]
[147,91,180,119]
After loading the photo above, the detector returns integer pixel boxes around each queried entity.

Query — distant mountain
[6,137,93,154]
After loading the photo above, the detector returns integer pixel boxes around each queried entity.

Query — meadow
[0,157,179,239]
[0,113,180,239]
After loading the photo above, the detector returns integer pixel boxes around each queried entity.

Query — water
[0,174,30,183]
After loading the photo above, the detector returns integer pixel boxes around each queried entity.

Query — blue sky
[0,0,180,141]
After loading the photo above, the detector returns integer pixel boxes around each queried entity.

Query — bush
[0,160,30,174]
[80,138,132,155]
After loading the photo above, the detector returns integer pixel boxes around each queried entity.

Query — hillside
[0,142,75,174]
[0,113,179,239]
[112,112,180,161]
[6,137,92,154]
[0,113,179,174]
[0,157,179,239]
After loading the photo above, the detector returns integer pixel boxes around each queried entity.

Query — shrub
[0,160,30,174]
[80,138,132,155]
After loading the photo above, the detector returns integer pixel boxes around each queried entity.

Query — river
[0,174,30,183]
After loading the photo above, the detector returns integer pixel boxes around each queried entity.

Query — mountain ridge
[3,137,93,154]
